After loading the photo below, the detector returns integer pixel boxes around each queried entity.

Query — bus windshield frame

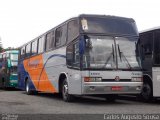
[81,35,141,71]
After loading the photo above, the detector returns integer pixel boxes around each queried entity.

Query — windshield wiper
[102,44,115,68]
[112,44,115,60]
[117,44,132,69]
[117,44,122,61]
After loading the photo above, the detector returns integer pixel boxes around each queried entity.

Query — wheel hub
[26,83,29,92]
[63,84,68,96]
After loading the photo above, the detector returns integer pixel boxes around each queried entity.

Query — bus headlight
[84,77,102,82]
[131,77,143,82]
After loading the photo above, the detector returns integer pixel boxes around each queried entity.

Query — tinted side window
[38,36,45,54]
[55,24,67,47]
[26,43,31,57]
[140,32,153,55]
[73,42,80,67]
[66,40,80,68]
[66,43,73,66]
[20,46,26,59]
[31,40,38,55]
[154,31,160,65]
[68,20,79,43]
[46,31,54,51]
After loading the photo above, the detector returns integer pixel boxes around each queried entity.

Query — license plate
[111,86,122,91]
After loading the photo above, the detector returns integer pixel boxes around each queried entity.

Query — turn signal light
[84,77,102,82]
[131,77,143,82]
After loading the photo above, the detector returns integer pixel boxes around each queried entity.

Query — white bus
[18,14,143,102]
[137,27,160,101]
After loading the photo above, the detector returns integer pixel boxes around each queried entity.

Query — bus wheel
[105,95,117,102]
[2,78,6,89]
[141,82,153,102]
[25,80,33,95]
[62,79,74,102]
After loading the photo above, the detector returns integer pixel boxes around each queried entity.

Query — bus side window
[46,31,54,51]
[154,31,160,65]
[66,43,73,66]
[38,36,45,54]
[73,42,80,67]
[26,43,31,58]
[143,33,153,55]
[20,46,26,59]
[140,33,153,60]
[141,45,145,60]
[67,19,79,43]
[31,39,38,56]
[66,40,80,68]
[55,24,67,48]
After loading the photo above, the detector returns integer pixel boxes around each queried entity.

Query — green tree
[0,37,3,52]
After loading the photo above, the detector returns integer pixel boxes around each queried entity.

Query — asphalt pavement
[0,89,160,120]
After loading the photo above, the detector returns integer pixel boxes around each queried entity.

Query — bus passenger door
[66,41,82,95]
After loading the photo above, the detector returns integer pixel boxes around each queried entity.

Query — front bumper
[82,82,142,95]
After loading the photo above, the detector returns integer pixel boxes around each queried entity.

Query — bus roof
[0,50,19,54]
[6,50,19,54]
[139,26,160,34]
[79,14,135,22]
[19,14,136,48]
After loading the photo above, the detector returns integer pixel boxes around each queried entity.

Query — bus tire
[105,95,117,102]
[62,79,74,102]
[25,79,33,95]
[140,81,153,102]
[2,78,6,89]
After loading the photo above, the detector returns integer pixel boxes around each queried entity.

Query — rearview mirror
[85,37,92,49]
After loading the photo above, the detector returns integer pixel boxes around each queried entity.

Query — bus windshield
[116,37,141,70]
[10,53,18,66]
[82,35,141,70]
[10,53,18,61]
[80,17,138,36]
[83,36,116,69]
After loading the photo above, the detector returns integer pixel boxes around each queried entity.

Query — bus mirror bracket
[79,36,85,55]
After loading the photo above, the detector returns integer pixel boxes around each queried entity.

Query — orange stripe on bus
[23,54,57,92]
